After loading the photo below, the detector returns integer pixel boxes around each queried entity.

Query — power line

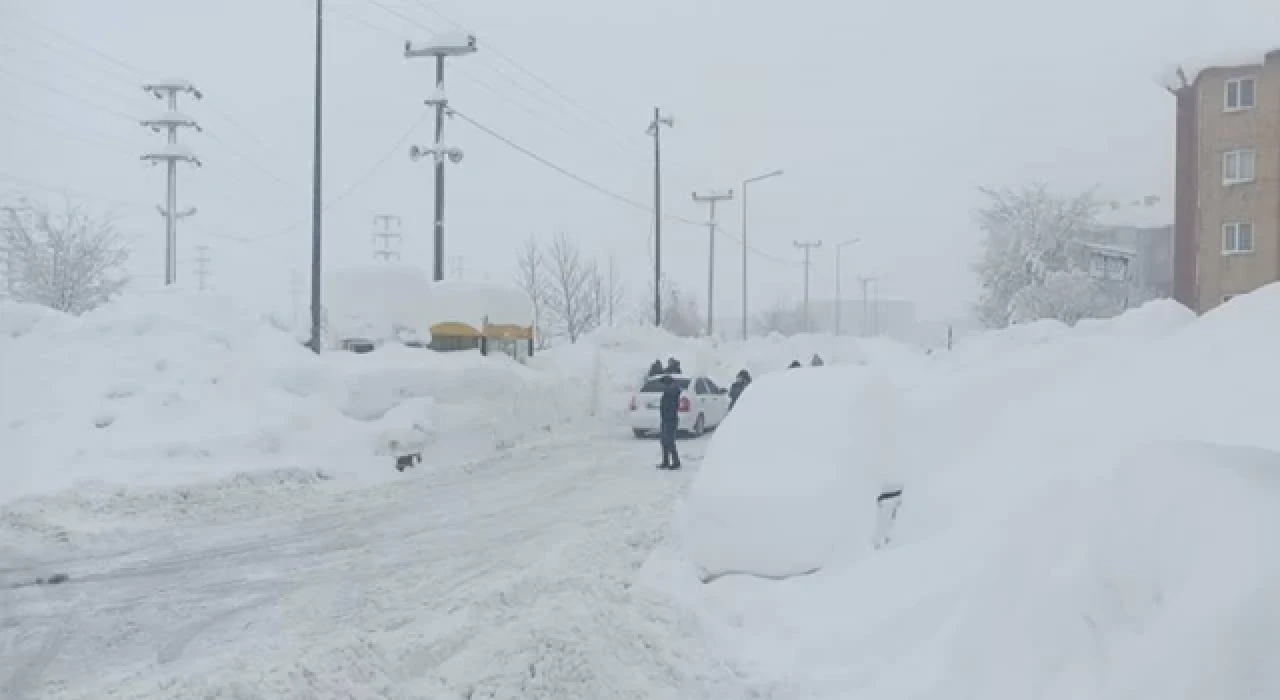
[0,64,138,122]
[450,108,798,266]
[236,110,433,243]
[0,8,148,81]
[0,171,141,209]
[404,0,637,142]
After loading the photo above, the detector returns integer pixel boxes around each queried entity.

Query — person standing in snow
[647,359,664,377]
[665,356,683,374]
[728,369,752,411]
[810,354,824,367]
[788,360,802,369]
[657,374,682,469]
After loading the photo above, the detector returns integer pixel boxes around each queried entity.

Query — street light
[835,238,860,336]
[740,169,784,340]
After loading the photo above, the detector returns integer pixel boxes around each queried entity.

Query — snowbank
[0,291,587,506]
[681,366,904,580]
[649,287,1280,699]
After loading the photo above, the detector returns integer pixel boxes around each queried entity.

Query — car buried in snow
[627,374,730,439]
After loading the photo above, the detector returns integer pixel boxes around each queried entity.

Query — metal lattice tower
[140,79,202,286]
[372,214,403,262]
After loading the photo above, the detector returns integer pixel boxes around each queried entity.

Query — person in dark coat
[657,375,682,469]
[810,354,825,367]
[665,356,683,374]
[788,360,802,369]
[647,359,664,377]
[728,369,752,411]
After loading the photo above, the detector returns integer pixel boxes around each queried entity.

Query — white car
[628,374,731,438]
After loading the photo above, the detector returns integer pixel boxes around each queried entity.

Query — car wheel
[632,428,647,439]
[692,413,705,437]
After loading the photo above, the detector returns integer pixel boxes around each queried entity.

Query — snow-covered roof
[1160,47,1280,90]
[324,265,531,343]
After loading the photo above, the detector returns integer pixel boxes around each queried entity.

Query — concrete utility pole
[372,214,403,262]
[740,169,784,340]
[692,189,733,336]
[193,245,211,292]
[794,240,822,332]
[140,79,202,286]
[834,238,860,336]
[406,33,477,281]
[647,107,674,326]
[859,275,880,337]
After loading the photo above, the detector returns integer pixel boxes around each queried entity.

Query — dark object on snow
[810,354,824,367]
[877,488,903,503]
[647,359,664,377]
[665,357,683,374]
[657,375,682,469]
[395,452,423,472]
[728,369,752,410]
[788,360,802,369]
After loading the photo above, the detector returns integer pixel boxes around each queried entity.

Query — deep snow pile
[681,366,903,580]
[0,292,590,505]
[650,290,1280,698]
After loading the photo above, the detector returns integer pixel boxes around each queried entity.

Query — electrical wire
[450,108,797,265]
[232,109,433,242]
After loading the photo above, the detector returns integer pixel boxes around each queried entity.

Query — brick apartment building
[1170,49,1280,312]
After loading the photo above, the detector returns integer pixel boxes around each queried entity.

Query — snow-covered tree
[513,236,552,349]
[542,233,600,342]
[0,197,130,313]
[973,184,1125,327]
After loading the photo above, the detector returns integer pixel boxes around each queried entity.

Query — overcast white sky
[2,0,1279,325]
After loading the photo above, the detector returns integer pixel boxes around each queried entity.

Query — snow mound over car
[680,365,906,580]
[651,286,1280,699]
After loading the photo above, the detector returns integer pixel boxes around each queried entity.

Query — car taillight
[629,395,637,411]
[679,396,691,412]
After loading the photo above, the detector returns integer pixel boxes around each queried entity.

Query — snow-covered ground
[1,433,753,699]
[6,285,1280,699]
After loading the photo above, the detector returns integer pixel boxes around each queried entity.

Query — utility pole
[647,107,674,326]
[372,214,403,262]
[692,189,733,336]
[406,33,477,282]
[834,238,860,336]
[308,0,324,354]
[140,79,202,286]
[794,240,822,332]
[740,169,784,340]
[193,245,211,292]
[859,275,879,337]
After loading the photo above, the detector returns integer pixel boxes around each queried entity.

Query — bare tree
[514,236,552,349]
[603,255,626,327]
[640,276,701,337]
[753,299,807,336]
[543,233,599,342]
[1,197,130,313]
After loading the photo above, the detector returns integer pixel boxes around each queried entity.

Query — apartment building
[1170,49,1280,312]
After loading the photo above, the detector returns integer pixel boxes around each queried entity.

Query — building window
[1223,149,1256,184]
[1225,77,1257,110]
[1222,222,1254,254]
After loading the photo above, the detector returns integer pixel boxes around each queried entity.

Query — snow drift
[681,365,904,581]
[653,286,1280,699]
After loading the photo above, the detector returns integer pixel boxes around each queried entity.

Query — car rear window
[641,378,690,393]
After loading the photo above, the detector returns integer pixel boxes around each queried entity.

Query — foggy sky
[3,0,1279,325]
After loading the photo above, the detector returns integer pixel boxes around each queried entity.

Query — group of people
[788,354,825,368]
[645,354,825,470]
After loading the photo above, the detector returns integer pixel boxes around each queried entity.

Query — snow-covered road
[1,433,748,699]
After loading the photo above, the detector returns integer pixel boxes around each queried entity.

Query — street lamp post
[740,169,784,340]
[835,238,860,336]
